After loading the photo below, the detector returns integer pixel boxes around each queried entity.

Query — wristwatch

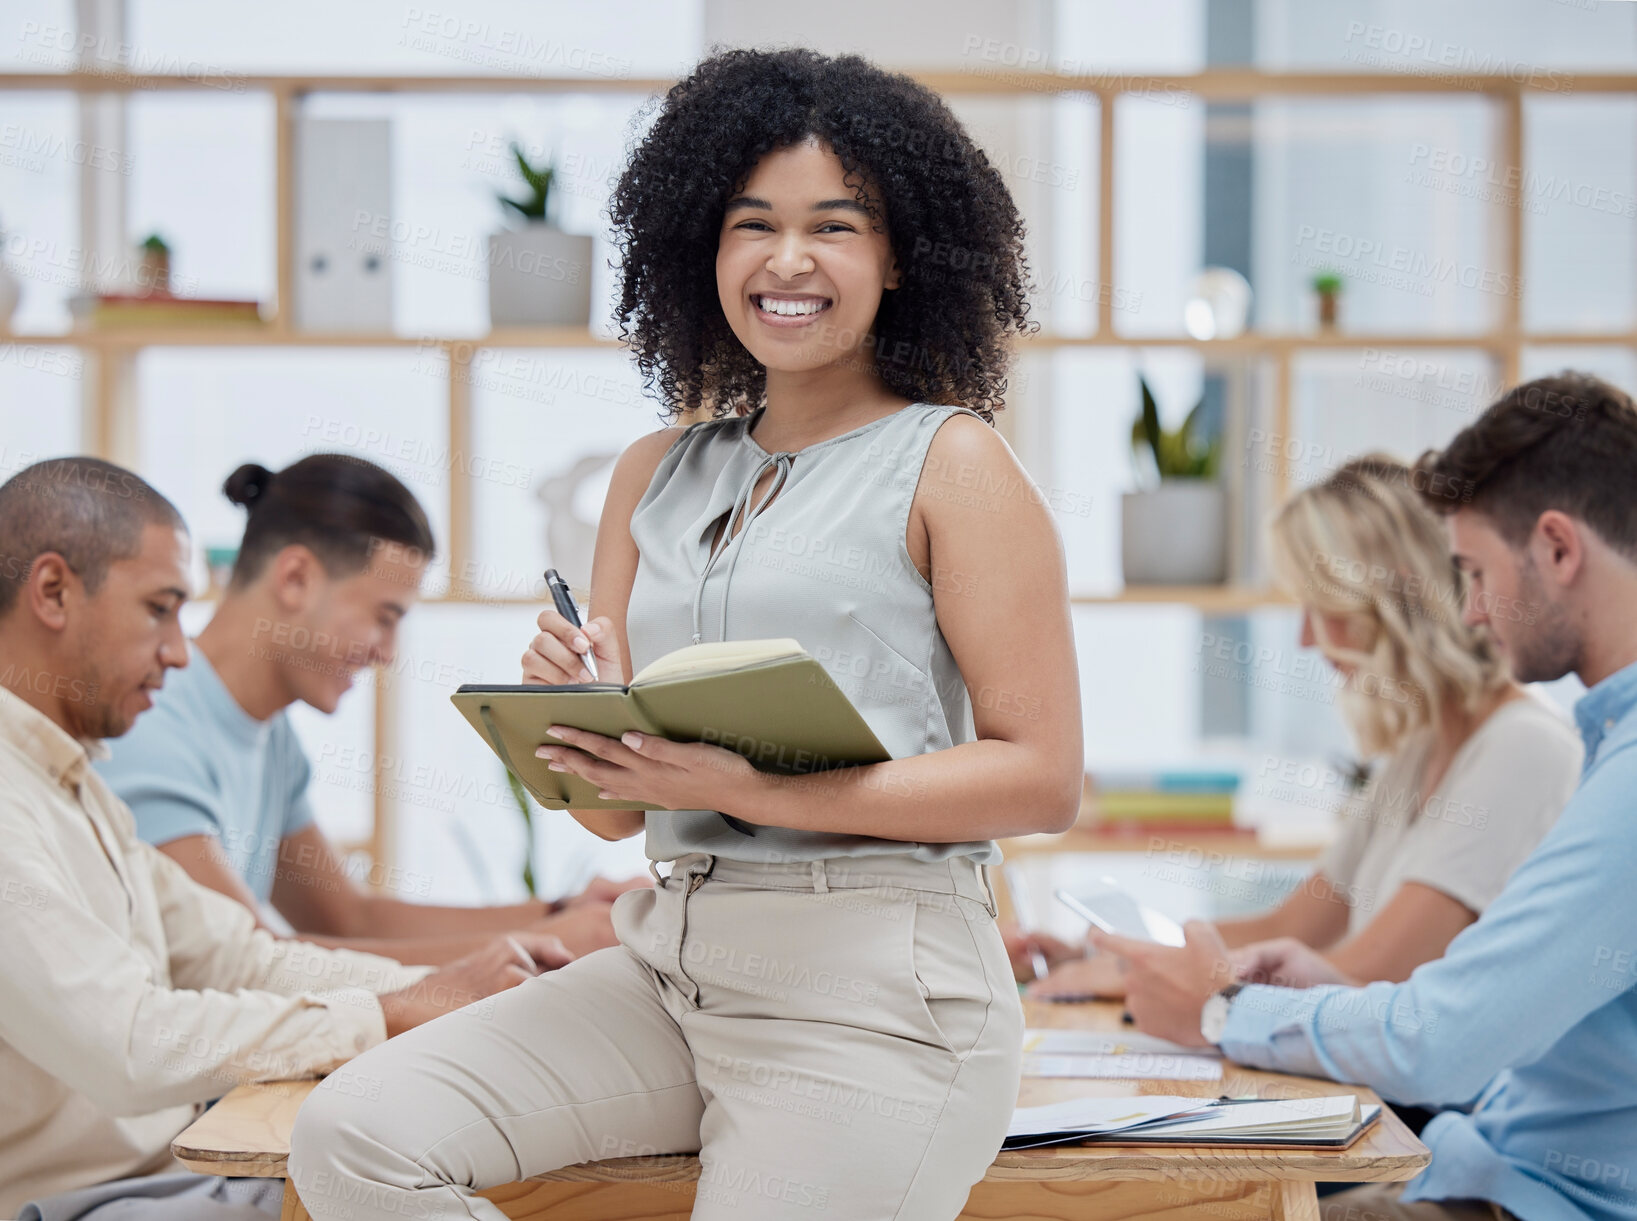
[1199,982,1245,1046]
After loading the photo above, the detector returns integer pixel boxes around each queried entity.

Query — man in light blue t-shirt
[98,453,644,967]
[99,638,315,908]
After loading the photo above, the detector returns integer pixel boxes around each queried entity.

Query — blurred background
[1,0,1629,925]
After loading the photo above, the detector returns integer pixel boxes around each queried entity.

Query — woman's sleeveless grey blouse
[625,401,1001,866]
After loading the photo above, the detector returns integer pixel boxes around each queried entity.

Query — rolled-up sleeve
[149,841,431,996]
[0,838,433,1119]
[1218,750,1637,1107]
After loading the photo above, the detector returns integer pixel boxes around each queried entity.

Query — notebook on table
[451,637,891,811]
[1004,1093,1381,1150]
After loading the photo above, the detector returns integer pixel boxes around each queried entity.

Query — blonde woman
[1021,454,1582,998]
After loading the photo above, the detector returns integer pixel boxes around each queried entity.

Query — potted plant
[486,141,593,328]
[137,232,172,295]
[1120,373,1227,586]
[1312,269,1342,330]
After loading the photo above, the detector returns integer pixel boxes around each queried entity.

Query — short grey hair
[0,457,186,618]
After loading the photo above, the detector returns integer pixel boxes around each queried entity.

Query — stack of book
[1086,767,1244,835]
[68,291,266,329]
[1005,1091,1380,1150]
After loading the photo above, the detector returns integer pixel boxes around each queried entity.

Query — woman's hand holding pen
[999,925,1083,984]
[523,608,623,685]
[522,604,759,812]
[1025,945,1131,1000]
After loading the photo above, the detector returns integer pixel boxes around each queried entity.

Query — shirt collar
[1573,656,1637,763]
[0,682,110,794]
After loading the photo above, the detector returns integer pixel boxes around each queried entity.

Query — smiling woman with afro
[608,45,1039,422]
[288,46,1085,1221]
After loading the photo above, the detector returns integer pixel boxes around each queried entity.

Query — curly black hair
[606,46,1039,425]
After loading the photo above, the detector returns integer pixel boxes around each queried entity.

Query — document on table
[1023,1028,1223,1057]
[1005,1093,1379,1149]
[1021,1028,1224,1080]
[1022,1052,1223,1081]
[1005,1094,1210,1141]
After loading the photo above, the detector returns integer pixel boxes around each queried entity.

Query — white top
[1317,691,1584,936]
[0,685,432,1215]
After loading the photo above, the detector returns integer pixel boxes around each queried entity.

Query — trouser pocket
[905,891,1014,1059]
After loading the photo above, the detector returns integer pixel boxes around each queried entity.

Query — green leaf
[506,142,554,223]
[1133,376,1220,481]
[503,768,538,898]
[1136,374,1164,475]
[498,193,546,222]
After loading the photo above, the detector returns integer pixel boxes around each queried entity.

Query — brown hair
[224,453,436,588]
[1414,371,1637,560]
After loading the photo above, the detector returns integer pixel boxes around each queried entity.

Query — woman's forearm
[722,738,1081,842]
[1213,911,1293,949]
[283,929,492,966]
[352,894,551,938]
[567,809,648,841]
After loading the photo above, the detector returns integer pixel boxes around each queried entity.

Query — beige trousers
[288,851,1024,1221]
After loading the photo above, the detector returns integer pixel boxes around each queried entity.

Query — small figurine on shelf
[137,233,172,296]
[1312,269,1343,331]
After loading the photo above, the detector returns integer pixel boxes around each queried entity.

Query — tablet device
[1055,881,1187,947]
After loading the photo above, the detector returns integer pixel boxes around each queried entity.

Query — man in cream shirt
[0,457,571,1220]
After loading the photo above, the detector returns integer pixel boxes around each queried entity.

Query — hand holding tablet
[1055,880,1188,947]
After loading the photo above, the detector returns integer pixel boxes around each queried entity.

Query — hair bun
[224,462,275,508]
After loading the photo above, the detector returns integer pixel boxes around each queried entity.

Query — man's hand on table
[1085,920,1237,1048]
[528,899,622,956]
[1232,937,1356,988]
[379,932,573,1037]
[999,923,1084,982]
[1026,949,1130,1000]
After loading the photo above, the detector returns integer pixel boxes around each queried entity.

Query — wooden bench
[174,999,1426,1220]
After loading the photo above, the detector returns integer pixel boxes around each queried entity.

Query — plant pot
[137,250,170,295]
[486,224,593,327]
[1317,289,1339,330]
[1121,481,1228,586]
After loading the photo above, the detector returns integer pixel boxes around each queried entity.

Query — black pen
[543,569,598,682]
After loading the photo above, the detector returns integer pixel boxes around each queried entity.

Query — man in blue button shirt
[1093,371,1637,1221]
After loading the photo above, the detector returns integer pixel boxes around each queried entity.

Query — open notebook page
[629,637,806,685]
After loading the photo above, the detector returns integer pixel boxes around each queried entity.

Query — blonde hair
[1268,454,1507,758]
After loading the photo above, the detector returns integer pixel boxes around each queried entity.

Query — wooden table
[173,1000,1426,1220]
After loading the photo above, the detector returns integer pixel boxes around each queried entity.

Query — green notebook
[450,637,892,810]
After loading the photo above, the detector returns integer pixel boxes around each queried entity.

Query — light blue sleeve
[1219,743,1637,1107]
[95,705,225,848]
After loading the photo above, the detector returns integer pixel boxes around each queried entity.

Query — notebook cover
[450,654,890,811]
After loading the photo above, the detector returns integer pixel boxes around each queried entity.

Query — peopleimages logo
[1340,22,1570,92]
